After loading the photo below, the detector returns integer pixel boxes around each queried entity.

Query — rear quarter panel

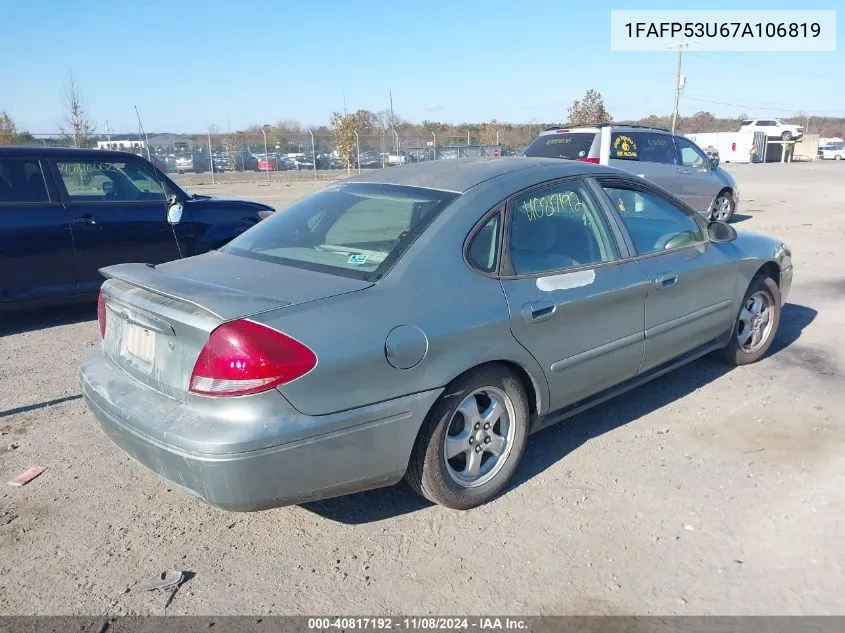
[254,171,558,418]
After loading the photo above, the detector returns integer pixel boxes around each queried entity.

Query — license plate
[123,323,155,365]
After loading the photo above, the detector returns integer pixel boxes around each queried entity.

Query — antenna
[134,105,151,160]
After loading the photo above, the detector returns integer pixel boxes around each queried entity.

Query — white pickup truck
[740,119,804,141]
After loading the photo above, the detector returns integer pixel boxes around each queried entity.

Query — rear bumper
[79,347,442,511]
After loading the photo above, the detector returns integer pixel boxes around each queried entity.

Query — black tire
[781,131,793,141]
[710,190,736,222]
[405,364,529,510]
[716,276,781,366]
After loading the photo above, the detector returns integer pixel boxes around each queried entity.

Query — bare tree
[59,72,96,148]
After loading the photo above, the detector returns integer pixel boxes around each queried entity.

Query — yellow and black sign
[612,134,638,159]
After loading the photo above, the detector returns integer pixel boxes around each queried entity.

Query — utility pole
[105,120,111,142]
[389,90,396,154]
[669,41,687,135]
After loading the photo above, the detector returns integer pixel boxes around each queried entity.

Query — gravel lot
[1,162,843,615]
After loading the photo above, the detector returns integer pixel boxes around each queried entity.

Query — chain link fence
[10,131,507,182]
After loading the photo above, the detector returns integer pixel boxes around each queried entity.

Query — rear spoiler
[100,262,288,321]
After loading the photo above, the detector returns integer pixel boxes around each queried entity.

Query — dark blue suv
[0,147,275,311]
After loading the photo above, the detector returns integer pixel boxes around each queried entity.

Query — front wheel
[710,191,736,222]
[716,276,781,366]
[405,365,529,510]
[781,131,793,141]
[835,155,842,161]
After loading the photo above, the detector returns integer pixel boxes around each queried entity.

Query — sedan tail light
[189,319,317,397]
[97,289,107,338]
[577,157,600,164]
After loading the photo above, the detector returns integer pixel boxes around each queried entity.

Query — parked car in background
[523,124,739,222]
[0,147,275,311]
[286,154,314,170]
[257,155,279,171]
[740,119,804,141]
[174,151,210,174]
[817,142,845,160]
[359,150,381,168]
[233,151,259,172]
[79,157,792,512]
[212,153,230,172]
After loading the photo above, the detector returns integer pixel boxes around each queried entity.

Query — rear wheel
[710,190,735,222]
[405,365,529,509]
[717,276,781,366]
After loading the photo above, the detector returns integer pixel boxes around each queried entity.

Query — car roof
[0,146,146,161]
[340,156,620,193]
[538,123,672,136]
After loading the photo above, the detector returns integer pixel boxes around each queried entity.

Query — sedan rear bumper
[79,347,441,511]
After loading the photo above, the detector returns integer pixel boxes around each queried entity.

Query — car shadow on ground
[730,213,753,223]
[0,302,97,337]
[302,302,817,525]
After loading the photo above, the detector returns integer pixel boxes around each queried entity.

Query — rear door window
[523,132,596,160]
[610,131,676,164]
[0,159,50,204]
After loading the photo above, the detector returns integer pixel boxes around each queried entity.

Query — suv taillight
[577,157,600,164]
[188,319,317,397]
[97,289,107,338]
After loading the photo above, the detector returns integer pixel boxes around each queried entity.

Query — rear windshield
[523,132,596,159]
[223,182,460,281]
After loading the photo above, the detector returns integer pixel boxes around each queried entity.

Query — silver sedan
[79,157,793,510]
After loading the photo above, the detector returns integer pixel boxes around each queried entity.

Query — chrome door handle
[521,301,557,323]
[71,215,97,225]
[655,272,679,290]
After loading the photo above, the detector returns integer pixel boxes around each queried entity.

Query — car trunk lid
[99,252,372,399]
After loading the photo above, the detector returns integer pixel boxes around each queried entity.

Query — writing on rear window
[545,138,573,146]
[521,191,585,222]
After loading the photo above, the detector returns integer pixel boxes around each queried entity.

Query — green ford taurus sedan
[80,157,793,511]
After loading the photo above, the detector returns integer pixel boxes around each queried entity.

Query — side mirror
[707,220,736,243]
[709,156,720,169]
[167,195,183,225]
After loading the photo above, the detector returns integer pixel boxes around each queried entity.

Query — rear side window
[224,182,459,281]
[0,160,50,204]
[523,132,596,160]
[610,132,676,164]
[467,213,501,273]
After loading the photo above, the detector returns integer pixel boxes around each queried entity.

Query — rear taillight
[97,289,107,338]
[577,157,600,164]
[188,319,316,397]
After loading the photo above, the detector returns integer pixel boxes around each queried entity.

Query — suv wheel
[781,131,793,141]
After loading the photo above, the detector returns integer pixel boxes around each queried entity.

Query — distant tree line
[3,88,843,151]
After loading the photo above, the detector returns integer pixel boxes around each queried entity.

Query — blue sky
[1,0,841,133]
